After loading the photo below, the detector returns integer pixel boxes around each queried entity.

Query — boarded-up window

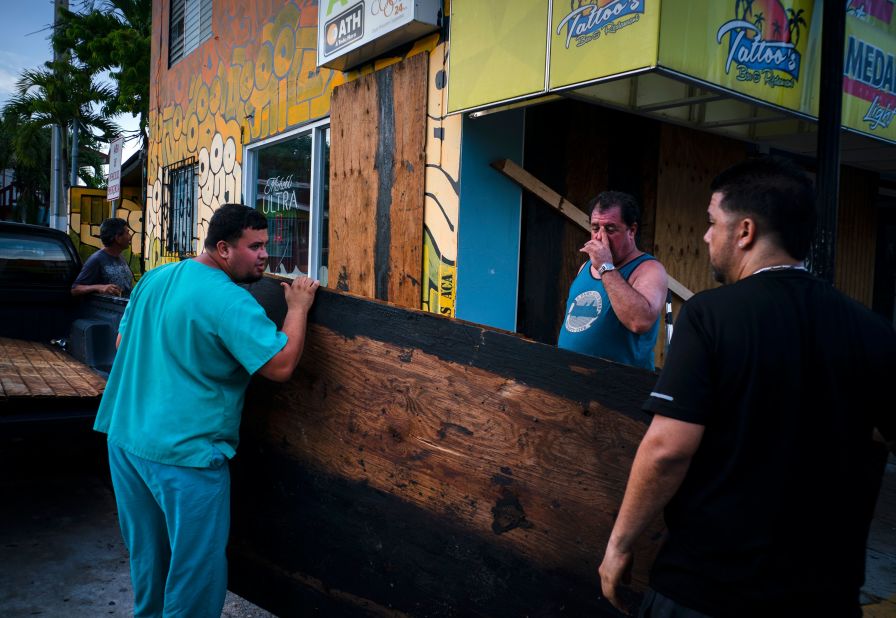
[168,0,212,67]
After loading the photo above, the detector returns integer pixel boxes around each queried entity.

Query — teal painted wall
[455,109,524,331]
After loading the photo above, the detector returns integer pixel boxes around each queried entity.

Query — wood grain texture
[328,54,426,309]
[653,125,746,366]
[330,74,378,298]
[231,279,663,616]
[0,337,105,400]
[386,53,427,309]
[835,166,878,307]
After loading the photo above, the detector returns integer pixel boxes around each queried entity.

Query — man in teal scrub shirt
[95,204,319,617]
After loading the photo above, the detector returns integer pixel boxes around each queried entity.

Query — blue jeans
[107,442,230,618]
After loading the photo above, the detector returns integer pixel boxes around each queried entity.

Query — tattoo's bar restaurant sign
[448,0,896,145]
[317,0,442,71]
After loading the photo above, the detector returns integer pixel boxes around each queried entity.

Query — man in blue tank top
[557,191,668,370]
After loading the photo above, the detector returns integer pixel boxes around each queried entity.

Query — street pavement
[1,432,893,617]
[0,435,274,617]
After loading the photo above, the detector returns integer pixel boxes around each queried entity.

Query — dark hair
[588,191,641,228]
[99,217,128,246]
[204,204,268,249]
[710,156,816,261]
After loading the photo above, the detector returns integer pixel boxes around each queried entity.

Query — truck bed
[0,337,106,423]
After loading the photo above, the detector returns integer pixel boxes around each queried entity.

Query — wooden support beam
[491,158,590,230]
[492,159,694,301]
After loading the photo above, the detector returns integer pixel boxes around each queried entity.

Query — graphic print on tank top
[564,290,602,333]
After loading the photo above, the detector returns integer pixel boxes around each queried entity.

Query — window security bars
[161,157,197,258]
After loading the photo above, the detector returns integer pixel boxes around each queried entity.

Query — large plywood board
[230,278,663,617]
[655,124,747,297]
[836,167,878,308]
[329,53,427,309]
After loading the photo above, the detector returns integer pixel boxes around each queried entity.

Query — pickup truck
[0,221,124,432]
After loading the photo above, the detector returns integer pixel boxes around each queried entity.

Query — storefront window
[247,123,329,284]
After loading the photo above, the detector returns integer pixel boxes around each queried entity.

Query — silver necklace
[752,264,807,275]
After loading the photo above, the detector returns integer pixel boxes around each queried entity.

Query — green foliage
[3,59,119,222]
[6,60,118,138]
[55,0,151,144]
[0,108,51,223]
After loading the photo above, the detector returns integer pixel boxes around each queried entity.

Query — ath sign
[317,0,441,71]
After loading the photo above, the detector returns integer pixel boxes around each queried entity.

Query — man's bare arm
[257,276,319,382]
[599,414,704,612]
[72,283,122,296]
[601,259,668,334]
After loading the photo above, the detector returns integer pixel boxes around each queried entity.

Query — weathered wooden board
[835,166,877,307]
[653,125,747,366]
[329,54,427,309]
[0,337,105,400]
[230,277,663,617]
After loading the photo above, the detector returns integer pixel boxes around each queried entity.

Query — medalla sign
[317,0,442,71]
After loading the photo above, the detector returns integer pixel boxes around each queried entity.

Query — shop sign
[317,0,441,71]
[658,0,814,113]
[549,0,660,90]
[840,1,896,142]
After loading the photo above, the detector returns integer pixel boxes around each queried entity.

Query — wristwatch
[597,262,616,276]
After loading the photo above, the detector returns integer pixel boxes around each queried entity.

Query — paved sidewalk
[863,455,896,616]
[1,441,892,617]
[0,446,275,617]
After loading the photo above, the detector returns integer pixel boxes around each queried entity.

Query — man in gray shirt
[72,217,135,297]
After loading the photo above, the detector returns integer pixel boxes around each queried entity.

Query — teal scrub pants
[107,442,230,618]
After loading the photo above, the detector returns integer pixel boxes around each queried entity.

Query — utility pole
[49,0,69,231]
[70,120,79,187]
[809,0,846,284]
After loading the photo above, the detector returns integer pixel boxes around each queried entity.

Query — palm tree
[54,0,151,148]
[0,108,51,223]
[742,0,755,21]
[773,20,783,39]
[5,59,119,198]
[787,8,807,47]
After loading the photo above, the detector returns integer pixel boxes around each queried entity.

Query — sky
[0,0,141,160]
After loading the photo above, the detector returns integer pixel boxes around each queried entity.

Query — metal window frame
[161,157,198,259]
[242,118,330,279]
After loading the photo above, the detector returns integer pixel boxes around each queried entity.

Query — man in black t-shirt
[598,157,896,617]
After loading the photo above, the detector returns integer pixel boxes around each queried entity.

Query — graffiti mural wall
[422,41,460,317]
[148,0,460,316]
[69,187,143,277]
[147,0,343,269]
